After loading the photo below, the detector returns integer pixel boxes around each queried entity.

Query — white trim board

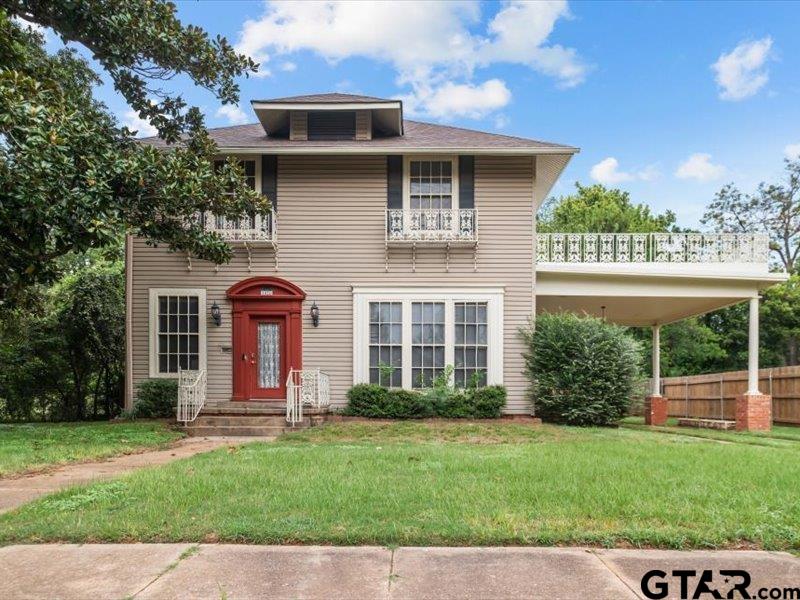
[352,287,504,389]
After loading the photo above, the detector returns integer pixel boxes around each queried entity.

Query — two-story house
[128,93,784,433]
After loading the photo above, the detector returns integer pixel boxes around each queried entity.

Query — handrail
[176,369,206,423]
[286,368,330,425]
[536,232,769,264]
[386,208,478,243]
[203,211,276,243]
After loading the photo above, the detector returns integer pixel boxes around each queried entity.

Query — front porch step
[188,415,300,427]
[182,425,303,437]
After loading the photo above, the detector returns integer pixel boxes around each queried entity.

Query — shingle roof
[142,119,577,153]
[251,93,396,104]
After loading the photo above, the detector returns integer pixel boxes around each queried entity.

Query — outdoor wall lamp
[210,301,222,326]
[310,301,320,327]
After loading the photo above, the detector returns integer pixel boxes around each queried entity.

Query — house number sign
[260,287,274,296]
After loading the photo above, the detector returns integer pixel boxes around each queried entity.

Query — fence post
[720,375,724,421]
[685,377,689,417]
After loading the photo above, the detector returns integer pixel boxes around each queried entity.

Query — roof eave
[209,145,580,155]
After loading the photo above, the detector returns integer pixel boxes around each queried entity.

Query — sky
[37,0,800,229]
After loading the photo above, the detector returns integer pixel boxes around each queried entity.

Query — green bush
[345,376,507,420]
[135,379,178,418]
[520,312,641,426]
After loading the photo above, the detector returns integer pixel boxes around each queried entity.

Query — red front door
[227,277,306,403]
[247,317,287,400]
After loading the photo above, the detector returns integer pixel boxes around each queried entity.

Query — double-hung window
[354,288,502,389]
[149,288,206,377]
[212,158,258,230]
[404,156,458,233]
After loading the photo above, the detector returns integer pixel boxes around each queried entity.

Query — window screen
[412,302,445,388]
[454,302,488,387]
[157,295,200,373]
[369,302,402,386]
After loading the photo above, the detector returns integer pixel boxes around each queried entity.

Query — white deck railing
[176,369,206,423]
[203,212,276,243]
[537,233,769,264]
[386,209,478,243]
[286,368,331,426]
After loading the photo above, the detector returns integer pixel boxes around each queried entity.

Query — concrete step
[677,417,736,430]
[190,415,300,427]
[183,425,304,437]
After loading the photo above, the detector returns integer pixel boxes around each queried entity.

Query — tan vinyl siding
[129,155,535,413]
[289,111,307,141]
[355,110,372,141]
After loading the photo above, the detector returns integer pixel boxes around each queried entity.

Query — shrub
[135,379,178,418]
[345,374,507,419]
[520,312,641,426]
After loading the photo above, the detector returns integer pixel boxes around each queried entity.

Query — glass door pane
[258,322,280,389]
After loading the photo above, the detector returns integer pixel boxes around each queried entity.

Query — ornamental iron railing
[386,209,478,243]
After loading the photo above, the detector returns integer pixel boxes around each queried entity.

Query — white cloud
[120,110,157,138]
[403,79,511,119]
[279,61,297,72]
[784,143,800,160]
[589,157,659,185]
[493,113,510,129]
[236,0,586,119]
[216,104,250,125]
[675,153,727,182]
[711,37,773,101]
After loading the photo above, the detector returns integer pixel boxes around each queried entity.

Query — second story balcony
[203,212,276,246]
[537,232,770,275]
[386,209,478,245]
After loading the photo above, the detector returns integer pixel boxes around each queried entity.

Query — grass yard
[0,421,184,477]
[621,416,800,447]
[0,421,798,550]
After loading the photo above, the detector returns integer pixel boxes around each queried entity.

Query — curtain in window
[258,323,280,388]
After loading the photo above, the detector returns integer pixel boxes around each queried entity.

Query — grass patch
[621,417,800,447]
[1,422,798,550]
[0,421,183,477]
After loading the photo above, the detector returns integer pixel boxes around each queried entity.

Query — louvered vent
[307,110,356,140]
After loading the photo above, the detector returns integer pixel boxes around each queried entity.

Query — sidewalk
[0,544,797,599]
[0,437,267,514]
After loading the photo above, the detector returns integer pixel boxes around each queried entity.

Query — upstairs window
[307,110,356,140]
[410,160,453,210]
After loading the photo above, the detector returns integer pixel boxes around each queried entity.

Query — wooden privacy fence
[657,366,800,425]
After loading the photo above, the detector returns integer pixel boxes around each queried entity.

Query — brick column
[644,395,669,426]
[735,393,772,431]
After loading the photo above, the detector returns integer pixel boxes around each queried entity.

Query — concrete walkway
[0,544,797,599]
[0,437,268,514]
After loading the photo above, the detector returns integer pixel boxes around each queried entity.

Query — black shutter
[459,155,475,209]
[261,155,277,209]
[387,155,403,209]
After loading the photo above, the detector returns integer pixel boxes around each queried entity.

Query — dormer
[250,93,403,141]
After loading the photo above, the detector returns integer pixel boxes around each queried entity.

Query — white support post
[747,296,760,395]
[652,324,661,397]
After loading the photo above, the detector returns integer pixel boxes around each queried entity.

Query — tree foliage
[702,159,800,274]
[538,183,677,233]
[0,7,267,304]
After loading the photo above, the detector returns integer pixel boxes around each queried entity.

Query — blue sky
[44,1,800,228]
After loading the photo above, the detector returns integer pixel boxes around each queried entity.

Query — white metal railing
[286,368,331,425]
[536,233,769,264]
[203,211,276,243]
[386,209,478,243]
[176,368,206,423]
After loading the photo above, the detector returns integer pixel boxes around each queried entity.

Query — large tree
[0,3,268,304]
[538,183,677,233]
[702,159,800,274]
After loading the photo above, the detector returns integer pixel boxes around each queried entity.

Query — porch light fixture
[210,301,222,326]
[310,301,320,327]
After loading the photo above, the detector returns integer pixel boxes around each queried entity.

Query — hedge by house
[520,312,641,426]
[345,377,506,419]
[134,379,178,418]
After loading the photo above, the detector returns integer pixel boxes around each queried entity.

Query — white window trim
[215,154,262,192]
[402,155,459,211]
[148,288,207,378]
[353,287,503,388]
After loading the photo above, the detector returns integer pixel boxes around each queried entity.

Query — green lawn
[0,421,184,477]
[621,416,800,447]
[2,421,798,549]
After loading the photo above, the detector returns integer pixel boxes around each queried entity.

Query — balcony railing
[386,209,478,243]
[537,233,769,264]
[203,212,275,244]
